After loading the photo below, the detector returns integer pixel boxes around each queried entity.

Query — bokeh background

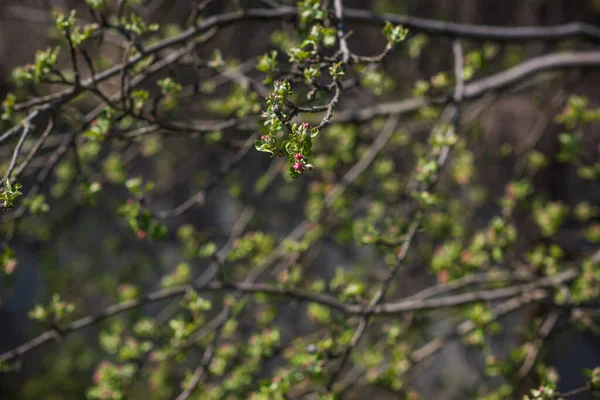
[1,1,600,399]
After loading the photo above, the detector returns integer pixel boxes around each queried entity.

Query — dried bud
[305,164,314,171]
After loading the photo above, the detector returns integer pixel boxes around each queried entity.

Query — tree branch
[335,50,600,123]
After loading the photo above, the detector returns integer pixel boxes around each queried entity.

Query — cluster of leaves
[255,82,319,178]
[12,47,62,86]
[253,3,408,178]
[28,293,75,325]
[554,95,600,179]
[116,178,166,240]
[0,179,22,211]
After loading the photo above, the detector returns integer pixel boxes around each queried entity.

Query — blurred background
[1,1,600,399]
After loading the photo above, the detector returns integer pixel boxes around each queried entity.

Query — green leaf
[382,21,409,44]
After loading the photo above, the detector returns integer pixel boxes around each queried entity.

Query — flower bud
[261,135,270,142]
[294,153,303,160]
[293,162,304,171]
[305,164,314,171]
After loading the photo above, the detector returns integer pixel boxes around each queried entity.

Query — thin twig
[518,310,560,378]
[334,0,351,64]
[0,118,35,186]
[11,117,55,181]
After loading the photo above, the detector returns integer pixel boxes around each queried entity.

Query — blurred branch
[2,3,600,397]
[0,118,34,188]
[335,51,600,123]
[342,8,600,42]
[334,0,351,64]
[324,38,466,392]
[335,288,550,394]
[155,135,256,218]
[560,384,593,398]
[5,14,600,144]
[518,310,560,378]
[0,265,579,367]
[4,4,600,43]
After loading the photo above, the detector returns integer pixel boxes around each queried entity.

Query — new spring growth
[293,152,314,173]
[255,80,319,178]
[255,118,317,178]
[283,122,316,178]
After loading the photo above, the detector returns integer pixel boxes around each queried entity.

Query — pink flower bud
[261,135,270,142]
[305,164,314,171]
[137,230,147,239]
[293,162,303,171]
[302,122,310,129]
[294,153,303,160]
[4,259,16,275]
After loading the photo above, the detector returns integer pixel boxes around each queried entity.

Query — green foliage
[533,199,568,237]
[2,2,600,400]
[1,93,16,121]
[571,259,600,304]
[157,77,182,95]
[0,179,23,211]
[53,10,76,31]
[382,21,409,45]
[87,361,137,400]
[523,383,561,400]
[125,176,155,197]
[86,0,107,10]
[557,133,582,163]
[118,198,167,240]
[206,84,260,118]
[527,244,564,276]
[161,263,191,288]
[257,51,278,84]
[358,67,394,95]
[585,367,600,392]
[229,231,275,264]
[555,95,600,129]
[122,13,159,36]
[85,108,116,141]
[256,80,321,178]
[297,0,327,25]
[24,194,50,214]
[29,293,75,325]
[12,46,61,85]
